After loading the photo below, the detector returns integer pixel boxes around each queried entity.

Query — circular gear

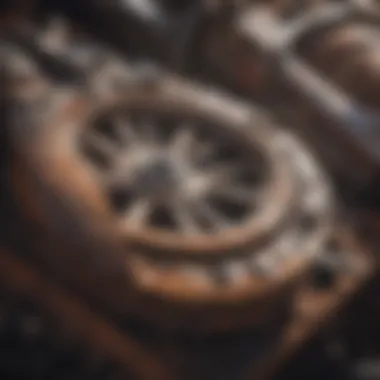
[7,43,334,330]
[80,92,295,255]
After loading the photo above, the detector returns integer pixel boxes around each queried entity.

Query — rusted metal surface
[0,3,380,380]
[3,23,348,334]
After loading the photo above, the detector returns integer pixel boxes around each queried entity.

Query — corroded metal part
[3,24,344,332]
[0,8,377,380]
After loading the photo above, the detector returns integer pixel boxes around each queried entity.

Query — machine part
[0,236,371,380]
[3,23,343,331]
[0,10,375,380]
[46,0,380,180]
[40,0,380,148]
[192,0,380,188]
[41,0,380,188]
[105,227,372,380]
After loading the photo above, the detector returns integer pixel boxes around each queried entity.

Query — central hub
[134,157,179,200]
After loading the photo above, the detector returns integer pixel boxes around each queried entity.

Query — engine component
[0,9,376,380]
[1,19,368,335]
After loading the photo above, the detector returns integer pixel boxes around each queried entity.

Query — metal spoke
[205,161,242,185]
[171,199,202,234]
[194,199,228,231]
[211,185,257,205]
[83,107,270,237]
[105,167,135,188]
[138,120,159,143]
[193,141,218,165]
[113,117,138,145]
[170,125,196,158]
[124,198,151,227]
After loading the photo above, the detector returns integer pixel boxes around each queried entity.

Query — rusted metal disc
[6,32,334,330]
